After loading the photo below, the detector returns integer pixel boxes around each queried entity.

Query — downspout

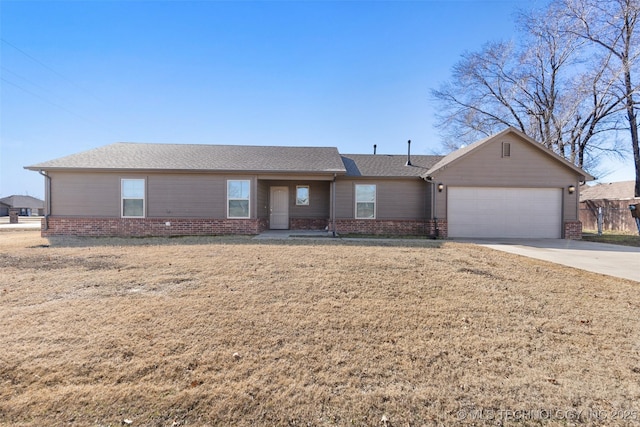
[433,181,438,238]
[332,173,337,237]
[425,175,437,238]
[38,170,51,230]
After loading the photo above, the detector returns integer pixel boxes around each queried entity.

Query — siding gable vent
[502,142,511,158]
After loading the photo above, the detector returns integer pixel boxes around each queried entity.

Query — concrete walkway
[465,238,640,283]
[253,229,335,240]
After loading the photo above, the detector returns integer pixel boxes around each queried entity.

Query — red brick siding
[289,218,329,230]
[563,221,583,240]
[41,217,268,237]
[432,219,448,238]
[334,219,434,236]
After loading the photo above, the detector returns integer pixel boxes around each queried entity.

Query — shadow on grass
[44,234,447,249]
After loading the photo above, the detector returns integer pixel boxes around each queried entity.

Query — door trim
[269,186,289,230]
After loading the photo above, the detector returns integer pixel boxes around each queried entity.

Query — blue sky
[1,0,635,199]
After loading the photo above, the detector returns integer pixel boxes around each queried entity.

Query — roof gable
[424,127,595,181]
[25,143,347,174]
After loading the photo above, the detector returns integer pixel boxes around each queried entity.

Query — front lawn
[1,231,639,426]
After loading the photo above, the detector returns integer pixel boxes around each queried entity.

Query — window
[296,185,309,206]
[502,142,511,158]
[121,179,145,217]
[355,184,376,219]
[227,180,250,218]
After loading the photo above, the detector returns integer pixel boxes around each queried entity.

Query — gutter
[38,170,51,230]
[331,173,337,237]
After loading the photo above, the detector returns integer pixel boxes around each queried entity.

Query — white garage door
[448,187,562,238]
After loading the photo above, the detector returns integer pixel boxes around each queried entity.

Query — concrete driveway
[0,217,41,230]
[464,238,640,283]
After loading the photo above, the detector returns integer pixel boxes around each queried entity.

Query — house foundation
[41,217,268,237]
[334,219,441,237]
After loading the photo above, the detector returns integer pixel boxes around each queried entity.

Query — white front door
[270,186,289,230]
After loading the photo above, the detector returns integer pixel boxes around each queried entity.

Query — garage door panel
[448,187,562,238]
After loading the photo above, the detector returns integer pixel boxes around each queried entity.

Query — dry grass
[1,231,639,427]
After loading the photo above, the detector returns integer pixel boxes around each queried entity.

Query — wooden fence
[579,199,640,234]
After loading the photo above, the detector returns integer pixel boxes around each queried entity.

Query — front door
[270,186,289,229]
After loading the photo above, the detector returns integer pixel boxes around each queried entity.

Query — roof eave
[345,175,427,179]
[24,166,347,175]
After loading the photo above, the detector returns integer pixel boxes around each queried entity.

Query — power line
[1,65,56,97]
[1,76,103,127]
[1,38,107,105]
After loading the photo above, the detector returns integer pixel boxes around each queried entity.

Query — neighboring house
[0,195,44,216]
[579,181,640,233]
[0,201,9,217]
[24,127,593,239]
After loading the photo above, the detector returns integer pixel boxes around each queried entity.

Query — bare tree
[431,41,525,150]
[563,0,640,195]
[431,1,625,173]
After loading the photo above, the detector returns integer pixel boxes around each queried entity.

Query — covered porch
[256,175,336,231]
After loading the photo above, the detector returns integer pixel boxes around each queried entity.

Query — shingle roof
[0,195,44,209]
[580,181,637,201]
[25,143,347,174]
[341,154,444,177]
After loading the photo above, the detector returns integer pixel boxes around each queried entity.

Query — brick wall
[432,219,448,238]
[334,219,442,237]
[41,217,268,237]
[289,218,329,230]
[563,221,583,240]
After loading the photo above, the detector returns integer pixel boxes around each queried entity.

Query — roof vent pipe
[405,140,412,166]
[373,144,377,155]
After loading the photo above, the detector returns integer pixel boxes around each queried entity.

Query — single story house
[0,201,9,217]
[0,195,45,216]
[579,181,640,233]
[24,127,593,239]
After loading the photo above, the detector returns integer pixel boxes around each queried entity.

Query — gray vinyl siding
[259,181,330,218]
[49,171,260,219]
[149,174,257,218]
[50,172,122,217]
[335,180,354,218]
[335,178,428,220]
[147,174,226,218]
[294,181,330,218]
[433,134,580,221]
[257,180,269,218]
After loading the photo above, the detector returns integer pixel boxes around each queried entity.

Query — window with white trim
[296,185,309,206]
[355,184,376,219]
[227,180,250,218]
[121,179,145,217]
